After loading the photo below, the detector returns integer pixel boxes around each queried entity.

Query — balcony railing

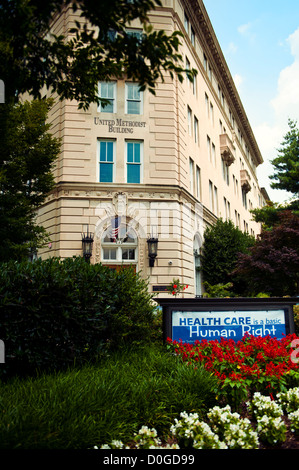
[220,133,235,166]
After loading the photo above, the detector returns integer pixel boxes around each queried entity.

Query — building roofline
[187,0,263,167]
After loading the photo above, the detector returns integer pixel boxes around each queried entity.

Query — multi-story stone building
[36,0,268,297]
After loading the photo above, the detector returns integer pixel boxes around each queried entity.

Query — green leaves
[0,257,156,377]
[200,218,255,294]
[1,0,197,108]
[0,99,60,261]
[270,119,299,196]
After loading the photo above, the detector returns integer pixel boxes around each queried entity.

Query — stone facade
[36,0,268,297]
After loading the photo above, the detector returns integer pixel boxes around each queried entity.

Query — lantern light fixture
[147,237,158,267]
[82,225,94,262]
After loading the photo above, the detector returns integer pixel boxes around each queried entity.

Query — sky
[203,0,299,204]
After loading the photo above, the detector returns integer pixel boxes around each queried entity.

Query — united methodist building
[36,0,268,297]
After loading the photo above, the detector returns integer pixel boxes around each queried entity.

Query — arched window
[101,221,138,266]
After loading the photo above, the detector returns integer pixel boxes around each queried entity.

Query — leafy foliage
[0,0,196,108]
[0,257,155,377]
[200,219,254,294]
[0,99,60,261]
[234,211,299,296]
[270,119,299,196]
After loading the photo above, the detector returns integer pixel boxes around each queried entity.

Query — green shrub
[0,257,155,377]
[203,281,234,298]
[0,345,218,449]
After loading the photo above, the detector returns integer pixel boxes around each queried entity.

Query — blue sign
[172,310,286,343]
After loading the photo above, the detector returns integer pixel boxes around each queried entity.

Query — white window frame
[189,158,194,193]
[101,225,138,265]
[125,82,143,115]
[98,81,116,113]
[125,140,143,184]
[196,165,201,200]
[187,106,192,136]
[97,139,116,183]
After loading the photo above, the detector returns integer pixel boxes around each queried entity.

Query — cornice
[185,0,263,167]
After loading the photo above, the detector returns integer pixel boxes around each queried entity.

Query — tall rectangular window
[125,83,143,114]
[207,135,211,161]
[210,102,214,123]
[189,158,194,193]
[126,140,142,183]
[212,142,216,166]
[196,166,201,200]
[98,140,115,182]
[191,26,195,46]
[184,13,189,34]
[214,186,218,216]
[194,116,198,143]
[209,180,214,212]
[187,106,192,136]
[205,93,209,117]
[98,82,116,113]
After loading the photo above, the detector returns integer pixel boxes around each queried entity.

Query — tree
[233,211,299,296]
[0,0,195,260]
[270,119,299,196]
[251,120,299,229]
[200,219,255,294]
[0,0,196,108]
[0,99,60,261]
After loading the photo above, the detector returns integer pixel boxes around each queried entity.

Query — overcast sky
[203,0,299,204]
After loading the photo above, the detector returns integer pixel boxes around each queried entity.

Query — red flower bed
[167,334,299,398]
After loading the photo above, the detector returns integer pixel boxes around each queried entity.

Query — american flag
[111,216,121,239]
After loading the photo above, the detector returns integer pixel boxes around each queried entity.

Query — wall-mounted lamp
[82,226,94,262]
[147,237,158,267]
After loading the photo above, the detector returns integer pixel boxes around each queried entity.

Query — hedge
[0,257,155,377]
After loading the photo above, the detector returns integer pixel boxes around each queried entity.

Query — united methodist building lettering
[94,117,146,134]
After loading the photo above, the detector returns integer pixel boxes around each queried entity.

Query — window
[191,26,195,46]
[126,28,143,42]
[207,135,211,161]
[224,198,231,220]
[184,13,189,34]
[196,166,201,200]
[98,81,116,113]
[189,158,194,193]
[194,116,199,143]
[203,53,208,72]
[98,140,115,182]
[210,102,214,123]
[186,56,192,87]
[205,93,209,116]
[214,186,218,216]
[209,181,218,215]
[242,188,248,209]
[212,143,216,167]
[102,223,138,264]
[222,160,229,184]
[125,83,143,114]
[187,106,192,136]
[209,180,214,211]
[126,140,142,183]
